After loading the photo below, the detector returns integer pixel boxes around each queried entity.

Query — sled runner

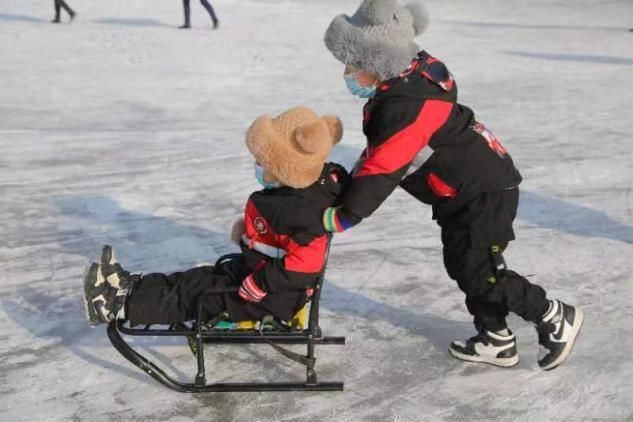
[107,244,345,393]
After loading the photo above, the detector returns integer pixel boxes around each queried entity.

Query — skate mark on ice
[323,280,471,351]
[520,191,633,244]
[93,18,172,28]
[442,20,625,33]
[0,13,46,23]
[53,195,235,272]
[505,51,633,66]
[0,285,155,385]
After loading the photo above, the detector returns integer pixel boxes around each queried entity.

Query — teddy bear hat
[246,106,343,189]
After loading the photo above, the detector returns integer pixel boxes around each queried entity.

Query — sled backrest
[208,233,332,332]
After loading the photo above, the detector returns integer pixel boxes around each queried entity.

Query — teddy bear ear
[322,115,343,144]
[294,121,330,154]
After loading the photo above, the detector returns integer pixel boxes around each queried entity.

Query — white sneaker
[83,262,129,325]
[449,329,519,367]
[99,245,133,289]
[536,299,584,370]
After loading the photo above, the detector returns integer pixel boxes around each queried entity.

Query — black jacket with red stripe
[225,162,349,322]
[339,51,522,226]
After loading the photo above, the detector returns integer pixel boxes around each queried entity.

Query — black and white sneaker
[83,262,129,325]
[449,329,519,367]
[99,245,133,290]
[83,262,104,324]
[536,299,584,370]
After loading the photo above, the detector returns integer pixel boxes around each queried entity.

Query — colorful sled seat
[209,303,308,331]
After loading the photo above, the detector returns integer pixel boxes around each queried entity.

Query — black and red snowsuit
[335,51,549,332]
[126,163,349,326]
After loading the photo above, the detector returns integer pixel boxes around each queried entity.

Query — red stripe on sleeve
[355,100,453,177]
[427,172,458,198]
[283,235,328,273]
[242,275,266,300]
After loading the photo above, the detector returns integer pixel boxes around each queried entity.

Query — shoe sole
[448,347,520,367]
[82,263,102,325]
[540,308,584,371]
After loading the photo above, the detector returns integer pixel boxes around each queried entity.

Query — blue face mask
[344,74,376,98]
[255,164,281,189]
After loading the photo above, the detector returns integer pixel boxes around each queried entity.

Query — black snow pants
[126,259,269,326]
[182,0,218,25]
[438,188,549,332]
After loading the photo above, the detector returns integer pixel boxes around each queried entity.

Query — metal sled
[106,244,345,393]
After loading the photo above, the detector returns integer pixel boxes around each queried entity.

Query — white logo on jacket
[253,217,268,234]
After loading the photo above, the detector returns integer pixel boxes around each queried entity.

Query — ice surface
[1,0,632,421]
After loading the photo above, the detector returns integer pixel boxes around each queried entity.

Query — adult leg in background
[199,0,219,28]
[180,0,191,28]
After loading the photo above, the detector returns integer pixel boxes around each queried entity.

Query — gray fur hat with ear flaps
[324,0,430,81]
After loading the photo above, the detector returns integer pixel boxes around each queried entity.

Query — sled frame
[106,238,345,393]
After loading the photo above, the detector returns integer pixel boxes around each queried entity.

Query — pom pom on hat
[324,0,430,80]
[405,2,430,35]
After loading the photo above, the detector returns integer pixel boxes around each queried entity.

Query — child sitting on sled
[84,106,348,327]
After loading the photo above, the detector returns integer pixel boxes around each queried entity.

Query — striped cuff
[322,207,352,233]
[238,274,267,303]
